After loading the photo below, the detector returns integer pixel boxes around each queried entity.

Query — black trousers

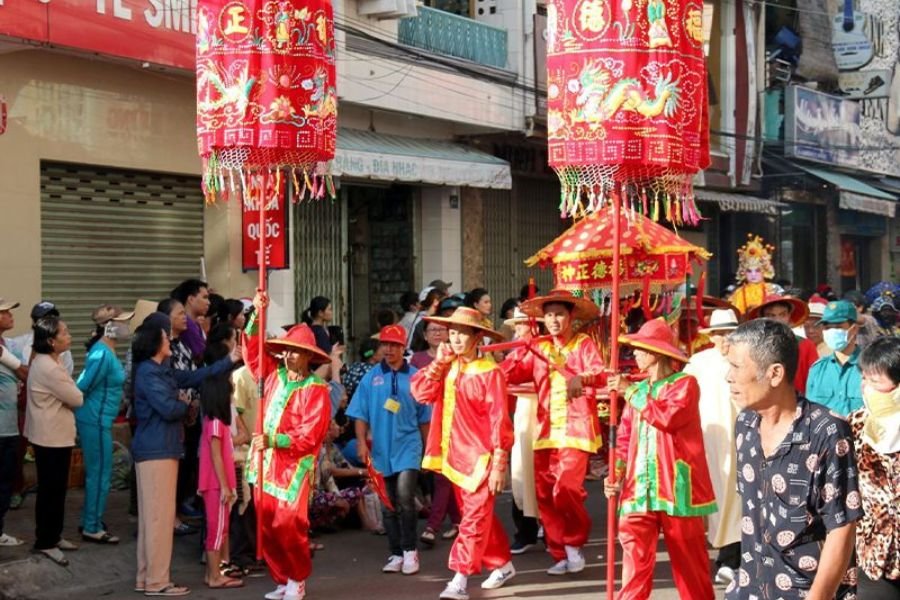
[858,571,900,600]
[0,436,17,535]
[229,467,257,567]
[32,444,72,550]
[715,541,741,570]
[384,470,419,555]
[176,420,201,509]
[511,502,538,546]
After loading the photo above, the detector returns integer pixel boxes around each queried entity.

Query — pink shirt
[198,416,236,493]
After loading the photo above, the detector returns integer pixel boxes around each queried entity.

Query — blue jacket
[75,342,126,429]
[131,356,233,462]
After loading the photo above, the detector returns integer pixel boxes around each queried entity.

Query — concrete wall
[0,49,256,335]
[335,0,525,133]
[420,187,462,293]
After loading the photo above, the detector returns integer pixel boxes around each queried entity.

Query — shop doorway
[346,184,415,344]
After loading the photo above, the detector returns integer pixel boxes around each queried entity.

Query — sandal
[441,526,459,540]
[219,561,248,578]
[420,527,436,545]
[144,584,190,597]
[83,531,120,545]
[309,541,325,551]
[207,577,244,589]
[36,547,69,566]
[173,523,197,536]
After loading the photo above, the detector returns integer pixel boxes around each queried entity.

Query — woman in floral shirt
[852,336,900,599]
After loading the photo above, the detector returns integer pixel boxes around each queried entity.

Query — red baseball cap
[378,324,407,346]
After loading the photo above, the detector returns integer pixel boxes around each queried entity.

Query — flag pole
[606,191,622,599]
[255,172,269,560]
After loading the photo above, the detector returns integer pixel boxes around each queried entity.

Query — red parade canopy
[525,205,710,290]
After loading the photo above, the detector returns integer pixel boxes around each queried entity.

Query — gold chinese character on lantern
[221,2,251,42]
[578,0,607,34]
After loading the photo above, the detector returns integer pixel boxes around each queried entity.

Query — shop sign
[785,86,862,168]
[0,1,196,70]
[784,85,900,177]
[242,200,290,272]
[839,191,896,218]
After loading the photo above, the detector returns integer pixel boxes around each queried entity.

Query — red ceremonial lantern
[196,0,337,204]
[546,0,709,223]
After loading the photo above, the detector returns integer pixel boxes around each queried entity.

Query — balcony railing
[398,6,508,70]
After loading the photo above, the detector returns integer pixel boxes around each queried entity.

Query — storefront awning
[796,165,897,218]
[693,189,787,215]
[334,129,512,189]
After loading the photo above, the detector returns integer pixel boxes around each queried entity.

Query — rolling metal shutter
[482,188,516,303]
[293,196,345,326]
[41,162,204,369]
[482,177,564,305]
[514,176,563,296]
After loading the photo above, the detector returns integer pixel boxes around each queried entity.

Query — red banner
[553,254,690,290]
[242,199,289,271]
[0,1,196,70]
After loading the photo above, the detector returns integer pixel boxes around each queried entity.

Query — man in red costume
[245,292,332,600]
[748,294,818,394]
[605,318,717,600]
[411,307,515,600]
[502,289,605,575]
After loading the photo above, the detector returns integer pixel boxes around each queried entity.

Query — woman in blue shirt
[130,312,239,597]
[75,305,134,544]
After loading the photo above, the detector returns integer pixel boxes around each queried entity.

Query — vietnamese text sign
[242,200,289,271]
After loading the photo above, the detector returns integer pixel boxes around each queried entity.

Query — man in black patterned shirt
[725,319,861,600]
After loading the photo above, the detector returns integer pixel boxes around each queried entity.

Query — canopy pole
[606,191,622,599]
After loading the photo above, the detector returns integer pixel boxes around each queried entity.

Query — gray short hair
[727,319,799,382]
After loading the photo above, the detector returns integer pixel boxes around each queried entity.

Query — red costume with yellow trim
[411,355,514,576]
[501,333,605,562]
[615,372,716,600]
[244,321,332,587]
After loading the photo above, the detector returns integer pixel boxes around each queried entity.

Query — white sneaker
[382,555,403,573]
[566,550,586,573]
[439,581,469,600]
[481,563,516,589]
[547,559,569,575]
[402,550,419,575]
[715,566,736,586]
[265,585,287,600]
[0,533,24,546]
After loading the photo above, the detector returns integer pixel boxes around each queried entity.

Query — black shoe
[510,541,536,555]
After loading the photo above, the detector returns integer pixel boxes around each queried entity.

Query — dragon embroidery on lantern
[197,61,258,118]
[571,60,681,130]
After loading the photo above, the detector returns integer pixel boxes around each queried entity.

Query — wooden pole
[255,172,268,560]
[606,193,622,599]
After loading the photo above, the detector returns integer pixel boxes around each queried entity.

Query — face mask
[861,384,900,454]
[104,321,131,341]
[822,328,849,352]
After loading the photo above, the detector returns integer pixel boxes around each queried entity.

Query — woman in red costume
[244,292,332,600]
[605,318,717,600]
[411,307,515,600]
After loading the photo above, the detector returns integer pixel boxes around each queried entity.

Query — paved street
[0,481,727,600]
